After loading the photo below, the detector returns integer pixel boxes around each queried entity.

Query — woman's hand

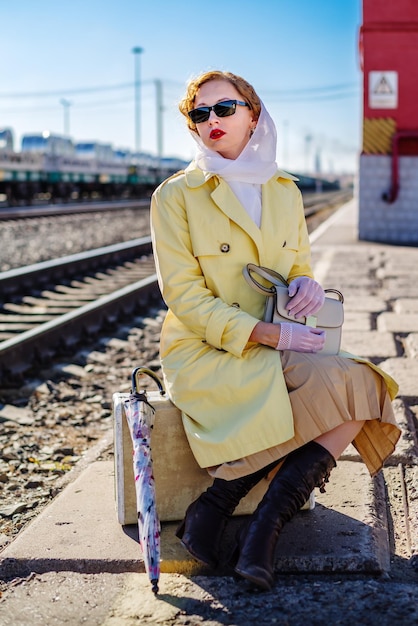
[287,276,325,318]
[248,320,325,353]
[276,322,325,352]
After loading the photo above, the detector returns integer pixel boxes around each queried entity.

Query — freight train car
[0,130,188,205]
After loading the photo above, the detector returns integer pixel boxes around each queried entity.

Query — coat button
[220,243,230,253]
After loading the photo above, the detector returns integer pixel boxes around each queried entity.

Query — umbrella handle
[132,367,166,396]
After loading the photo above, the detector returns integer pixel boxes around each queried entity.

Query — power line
[0,80,153,99]
[265,90,359,103]
[0,80,359,100]
[263,82,358,96]
[0,93,165,114]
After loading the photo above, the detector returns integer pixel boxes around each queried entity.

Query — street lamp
[155,79,164,161]
[60,98,72,135]
[132,46,144,153]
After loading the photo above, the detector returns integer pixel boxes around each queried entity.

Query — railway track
[0,189,352,386]
[0,199,150,221]
[302,188,353,215]
[0,189,351,222]
[0,238,161,385]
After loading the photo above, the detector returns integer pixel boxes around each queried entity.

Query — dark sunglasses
[188,99,249,124]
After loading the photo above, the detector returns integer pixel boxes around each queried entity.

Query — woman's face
[193,80,255,160]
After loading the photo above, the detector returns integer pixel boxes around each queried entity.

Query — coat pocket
[190,225,232,258]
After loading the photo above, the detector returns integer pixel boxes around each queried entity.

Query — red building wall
[361,0,418,131]
[363,0,418,23]
[359,0,418,243]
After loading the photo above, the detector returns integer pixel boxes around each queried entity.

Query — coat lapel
[211,180,263,251]
[184,162,298,261]
[185,161,264,254]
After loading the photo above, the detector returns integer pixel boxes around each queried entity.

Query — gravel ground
[0,307,165,547]
[108,573,418,626]
[0,207,150,271]
[0,571,417,626]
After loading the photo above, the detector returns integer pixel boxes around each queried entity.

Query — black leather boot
[234,441,336,590]
[175,459,281,568]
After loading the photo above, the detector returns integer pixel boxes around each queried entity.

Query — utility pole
[60,99,72,135]
[132,46,144,153]
[155,79,164,161]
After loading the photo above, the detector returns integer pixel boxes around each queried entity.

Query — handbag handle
[131,367,166,396]
[322,288,344,303]
[243,263,344,303]
[243,263,289,296]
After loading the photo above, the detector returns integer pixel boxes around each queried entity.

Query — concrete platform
[0,459,391,581]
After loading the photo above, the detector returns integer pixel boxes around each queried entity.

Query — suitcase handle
[131,367,166,396]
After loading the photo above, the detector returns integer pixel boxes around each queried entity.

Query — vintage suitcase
[113,372,314,524]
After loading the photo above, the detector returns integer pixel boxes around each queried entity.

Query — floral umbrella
[123,367,166,594]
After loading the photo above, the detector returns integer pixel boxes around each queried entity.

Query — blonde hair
[179,70,261,133]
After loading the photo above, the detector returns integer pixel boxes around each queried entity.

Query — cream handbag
[243,264,344,356]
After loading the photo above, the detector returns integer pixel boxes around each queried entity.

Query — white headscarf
[191,102,278,226]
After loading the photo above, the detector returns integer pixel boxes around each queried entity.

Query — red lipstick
[210,129,225,140]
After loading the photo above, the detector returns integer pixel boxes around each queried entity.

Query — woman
[150,70,400,591]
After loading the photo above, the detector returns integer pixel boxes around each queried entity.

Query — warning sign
[369,71,398,109]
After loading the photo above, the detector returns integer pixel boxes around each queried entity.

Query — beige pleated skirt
[208,351,401,480]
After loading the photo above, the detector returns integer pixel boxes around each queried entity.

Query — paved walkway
[0,198,417,625]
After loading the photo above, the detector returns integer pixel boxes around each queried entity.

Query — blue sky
[1,0,362,174]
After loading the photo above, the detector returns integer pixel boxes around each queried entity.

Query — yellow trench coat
[150,162,397,468]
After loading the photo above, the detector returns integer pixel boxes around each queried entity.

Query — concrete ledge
[340,330,398,358]
[0,460,391,580]
[377,313,418,333]
[380,357,418,398]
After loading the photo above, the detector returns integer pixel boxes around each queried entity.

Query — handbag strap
[243,263,289,295]
[131,367,166,396]
[243,263,344,303]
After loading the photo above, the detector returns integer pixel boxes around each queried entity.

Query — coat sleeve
[150,179,258,357]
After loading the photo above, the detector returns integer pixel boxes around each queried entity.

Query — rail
[0,238,160,384]
[0,199,149,220]
[0,190,352,221]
